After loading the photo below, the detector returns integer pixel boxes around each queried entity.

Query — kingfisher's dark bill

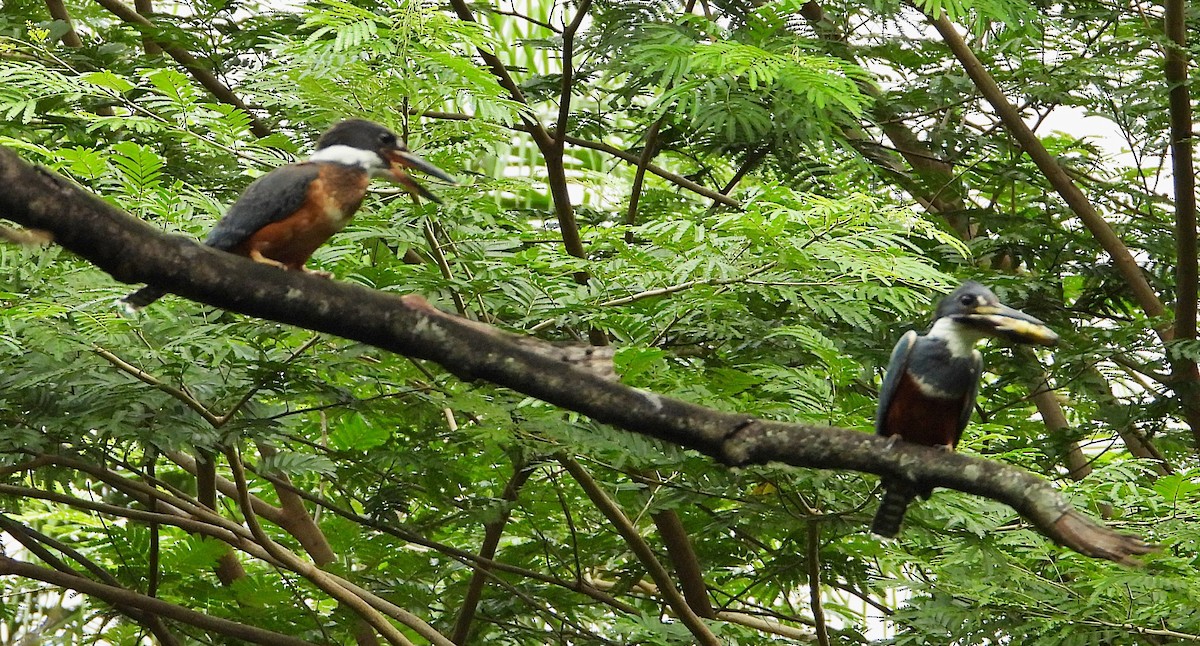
[386,150,455,203]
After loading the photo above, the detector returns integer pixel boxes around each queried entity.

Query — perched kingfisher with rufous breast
[119,119,454,311]
[870,281,1059,537]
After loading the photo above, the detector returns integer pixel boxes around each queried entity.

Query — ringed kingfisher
[119,119,454,311]
[870,280,1058,537]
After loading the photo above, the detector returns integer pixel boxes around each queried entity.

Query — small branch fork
[0,146,1157,567]
[444,0,591,272]
[562,457,721,645]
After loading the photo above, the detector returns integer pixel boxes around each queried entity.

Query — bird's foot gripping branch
[0,145,1158,565]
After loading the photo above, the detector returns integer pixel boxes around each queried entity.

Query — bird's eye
[379,132,397,146]
[959,294,976,306]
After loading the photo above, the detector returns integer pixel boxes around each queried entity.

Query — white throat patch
[310,145,386,170]
[927,317,984,358]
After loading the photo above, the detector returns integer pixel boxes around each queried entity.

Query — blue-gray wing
[875,330,917,436]
[203,164,320,251]
[955,351,983,443]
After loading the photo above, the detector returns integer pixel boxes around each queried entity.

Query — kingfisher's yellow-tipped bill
[960,303,1059,346]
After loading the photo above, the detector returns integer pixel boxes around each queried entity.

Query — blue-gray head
[931,281,1058,346]
[309,119,456,202]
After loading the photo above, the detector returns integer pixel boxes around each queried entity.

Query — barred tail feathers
[871,481,917,538]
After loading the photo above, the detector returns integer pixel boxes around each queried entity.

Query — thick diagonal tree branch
[651,505,714,618]
[928,10,1200,446]
[132,0,163,55]
[0,146,1155,565]
[45,0,84,48]
[801,0,975,231]
[928,14,1160,317]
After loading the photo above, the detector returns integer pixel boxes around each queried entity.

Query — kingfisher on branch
[871,281,1059,537]
[119,119,455,311]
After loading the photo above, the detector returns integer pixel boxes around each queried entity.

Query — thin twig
[93,346,221,426]
[806,522,830,646]
[423,218,470,317]
[527,262,778,332]
[625,119,663,243]
[484,8,560,32]
[224,334,322,423]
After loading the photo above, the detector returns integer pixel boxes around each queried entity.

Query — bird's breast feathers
[312,164,372,229]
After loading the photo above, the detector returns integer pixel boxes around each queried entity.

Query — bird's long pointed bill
[962,304,1059,346]
[386,150,456,204]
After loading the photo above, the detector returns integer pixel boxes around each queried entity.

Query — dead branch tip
[1051,509,1159,566]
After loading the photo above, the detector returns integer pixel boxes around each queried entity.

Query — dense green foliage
[0,0,1198,643]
